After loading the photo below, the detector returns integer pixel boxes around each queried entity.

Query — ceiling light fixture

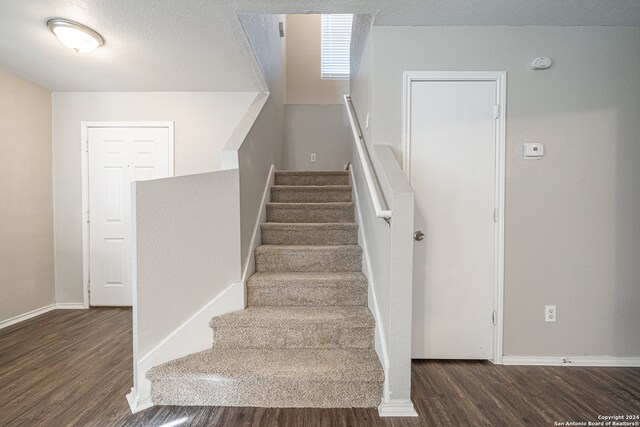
[47,18,104,53]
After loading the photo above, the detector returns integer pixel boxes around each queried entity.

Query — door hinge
[85,140,89,153]
[86,210,90,224]
[493,208,498,223]
[492,310,497,325]
[493,104,500,119]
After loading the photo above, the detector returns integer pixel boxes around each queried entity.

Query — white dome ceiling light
[47,18,104,53]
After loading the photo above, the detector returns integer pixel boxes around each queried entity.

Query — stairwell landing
[147,170,383,408]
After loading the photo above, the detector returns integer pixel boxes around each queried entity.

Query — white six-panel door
[88,127,171,306]
[408,78,499,359]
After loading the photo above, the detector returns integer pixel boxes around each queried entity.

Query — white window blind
[321,14,353,80]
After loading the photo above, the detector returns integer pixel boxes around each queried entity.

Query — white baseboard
[56,303,88,310]
[0,304,56,329]
[241,164,275,284]
[127,281,245,413]
[502,356,640,367]
[126,387,154,413]
[378,399,419,417]
[0,303,91,330]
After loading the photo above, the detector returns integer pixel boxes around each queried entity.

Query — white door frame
[81,121,175,307]
[402,71,506,364]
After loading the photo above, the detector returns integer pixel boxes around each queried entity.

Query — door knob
[414,231,425,241]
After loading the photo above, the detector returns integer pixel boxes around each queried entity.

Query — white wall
[284,14,351,170]
[0,68,54,323]
[52,91,257,304]
[360,25,640,357]
[284,104,351,170]
[134,170,241,357]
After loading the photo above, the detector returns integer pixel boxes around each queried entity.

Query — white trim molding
[126,388,154,414]
[0,303,90,330]
[502,356,640,367]
[241,165,275,285]
[127,281,244,413]
[379,400,419,417]
[402,71,507,363]
[55,303,88,310]
[0,304,56,330]
[81,121,175,308]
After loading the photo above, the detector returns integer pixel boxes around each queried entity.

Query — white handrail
[343,94,392,221]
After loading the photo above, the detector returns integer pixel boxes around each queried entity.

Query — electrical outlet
[545,305,556,322]
[310,153,316,163]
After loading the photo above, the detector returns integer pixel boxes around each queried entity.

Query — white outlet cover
[545,305,556,322]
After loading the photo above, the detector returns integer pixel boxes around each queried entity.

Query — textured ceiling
[0,0,265,91]
[0,0,639,92]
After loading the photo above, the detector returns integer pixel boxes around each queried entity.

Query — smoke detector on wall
[530,57,552,70]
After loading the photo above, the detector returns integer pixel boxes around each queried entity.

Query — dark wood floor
[1,309,638,426]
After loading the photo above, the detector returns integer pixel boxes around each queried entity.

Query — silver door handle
[414,231,425,241]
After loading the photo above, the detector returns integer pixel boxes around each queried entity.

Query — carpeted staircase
[147,170,383,408]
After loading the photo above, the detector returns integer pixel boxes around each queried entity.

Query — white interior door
[409,79,498,359]
[88,127,171,306]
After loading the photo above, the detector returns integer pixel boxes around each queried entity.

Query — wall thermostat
[530,57,552,70]
[524,143,544,159]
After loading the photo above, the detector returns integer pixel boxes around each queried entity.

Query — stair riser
[266,205,354,223]
[255,250,362,272]
[248,286,367,306]
[261,227,358,245]
[151,378,382,407]
[275,175,350,186]
[213,326,374,349]
[271,188,352,203]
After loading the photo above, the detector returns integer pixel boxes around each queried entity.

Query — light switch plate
[524,143,544,159]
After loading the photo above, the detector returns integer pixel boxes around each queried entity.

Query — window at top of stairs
[320,14,353,80]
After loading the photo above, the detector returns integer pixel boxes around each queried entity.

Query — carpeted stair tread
[261,222,358,245]
[210,306,373,329]
[275,171,349,177]
[275,171,350,186]
[148,347,383,408]
[247,271,367,287]
[271,185,352,203]
[147,347,383,383]
[255,245,362,272]
[266,202,355,223]
[247,272,367,306]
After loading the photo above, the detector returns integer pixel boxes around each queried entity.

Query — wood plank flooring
[1,308,638,426]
